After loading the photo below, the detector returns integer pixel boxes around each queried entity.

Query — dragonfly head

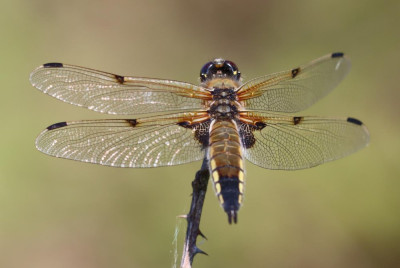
[200,58,241,83]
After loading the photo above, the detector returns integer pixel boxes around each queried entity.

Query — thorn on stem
[198,229,207,240]
[194,246,208,256]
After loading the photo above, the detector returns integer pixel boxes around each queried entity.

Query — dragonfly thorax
[209,89,239,120]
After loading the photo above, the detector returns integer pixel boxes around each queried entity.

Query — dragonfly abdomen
[208,119,245,224]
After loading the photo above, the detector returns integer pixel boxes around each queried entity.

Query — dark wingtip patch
[331,52,344,58]
[43,62,64,68]
[291,67,301,78]
[347,117,363,126]
[47,121,67,130]
[115,75,125,84]
[126,119,137,127]
[293,116,303,125]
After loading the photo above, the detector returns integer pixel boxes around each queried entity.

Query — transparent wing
[237,53,351,112]
[239,112,369,170]
[30,63,212,115]
[36,112,210,167]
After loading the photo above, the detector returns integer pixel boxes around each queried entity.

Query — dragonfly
[30,52,369,224]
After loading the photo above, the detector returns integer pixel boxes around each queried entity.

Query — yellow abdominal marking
[215,182,221,194]
[238,170,244,182]
[210,159,217,171]
[238,160,244,170]
[239,182,244,193]
[218,195,224,204]
[212,171,219,182]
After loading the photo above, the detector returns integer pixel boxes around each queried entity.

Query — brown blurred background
[1,0,399,267]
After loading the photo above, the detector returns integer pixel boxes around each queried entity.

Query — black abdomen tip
[347,117,363,126]
[227,210,238,224]
[43,62,64,68]
[331,52,344,58]
[47,121,67,130]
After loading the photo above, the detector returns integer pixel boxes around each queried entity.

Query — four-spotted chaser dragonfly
[30,52,369,223]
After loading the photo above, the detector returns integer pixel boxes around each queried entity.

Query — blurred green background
[1,0,399,267]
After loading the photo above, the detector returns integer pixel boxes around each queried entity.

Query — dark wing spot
[291,67,300,78]
[293,116,303,125]
[255,121,267,130]
[347,117,363,126]
[47,121,67,130]
[178,120,210,148]
[177,121,190,128]
[115,75,125,84]
[331,52,344,58]
[238,121,259,149]
[126,119,137,127]
[43,63,63,68]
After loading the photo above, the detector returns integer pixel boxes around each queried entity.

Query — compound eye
[224,60,241,81]
[224,60,238,71]
[200,61,214,82]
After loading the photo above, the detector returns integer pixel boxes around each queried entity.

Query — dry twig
[180,157,209,268]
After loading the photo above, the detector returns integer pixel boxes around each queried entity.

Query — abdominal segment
[208,119,245,224]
